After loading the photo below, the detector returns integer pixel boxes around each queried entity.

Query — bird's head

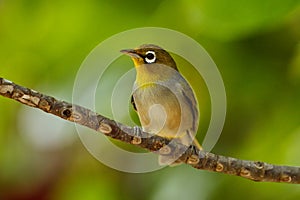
[121,44,178,71]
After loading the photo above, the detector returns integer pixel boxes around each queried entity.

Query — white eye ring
[144,51,156,64]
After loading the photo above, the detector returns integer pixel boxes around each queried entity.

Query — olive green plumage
[121,44,202,165]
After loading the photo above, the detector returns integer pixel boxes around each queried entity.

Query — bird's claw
[131,126,142,145]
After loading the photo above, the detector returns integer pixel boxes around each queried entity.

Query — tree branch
[0,77,299,184]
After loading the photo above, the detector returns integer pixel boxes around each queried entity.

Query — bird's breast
[133,81,195,138]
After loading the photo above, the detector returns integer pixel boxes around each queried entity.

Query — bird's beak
[120,49,141,58]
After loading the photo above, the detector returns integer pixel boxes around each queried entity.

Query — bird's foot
[131,126,143,145]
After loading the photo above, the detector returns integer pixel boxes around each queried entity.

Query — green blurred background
[0,0,300,199]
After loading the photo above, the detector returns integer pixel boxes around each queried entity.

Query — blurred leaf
[151,0,300,41]
[289,44,300,83]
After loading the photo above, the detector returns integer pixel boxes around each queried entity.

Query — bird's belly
[133,85,188,138]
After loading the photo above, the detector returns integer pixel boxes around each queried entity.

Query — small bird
[121,44,202,165]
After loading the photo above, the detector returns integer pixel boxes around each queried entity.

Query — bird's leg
[133,126,142,136]
[186,144,200,165]
[131,126,143,145]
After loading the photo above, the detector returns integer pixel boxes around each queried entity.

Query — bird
[121,44,202,165]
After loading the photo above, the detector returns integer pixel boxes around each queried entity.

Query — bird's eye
[144,51,156,64]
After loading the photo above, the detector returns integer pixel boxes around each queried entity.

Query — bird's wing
[173,72,199,132]
[181,87,198,132]
[181,83,202,150]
